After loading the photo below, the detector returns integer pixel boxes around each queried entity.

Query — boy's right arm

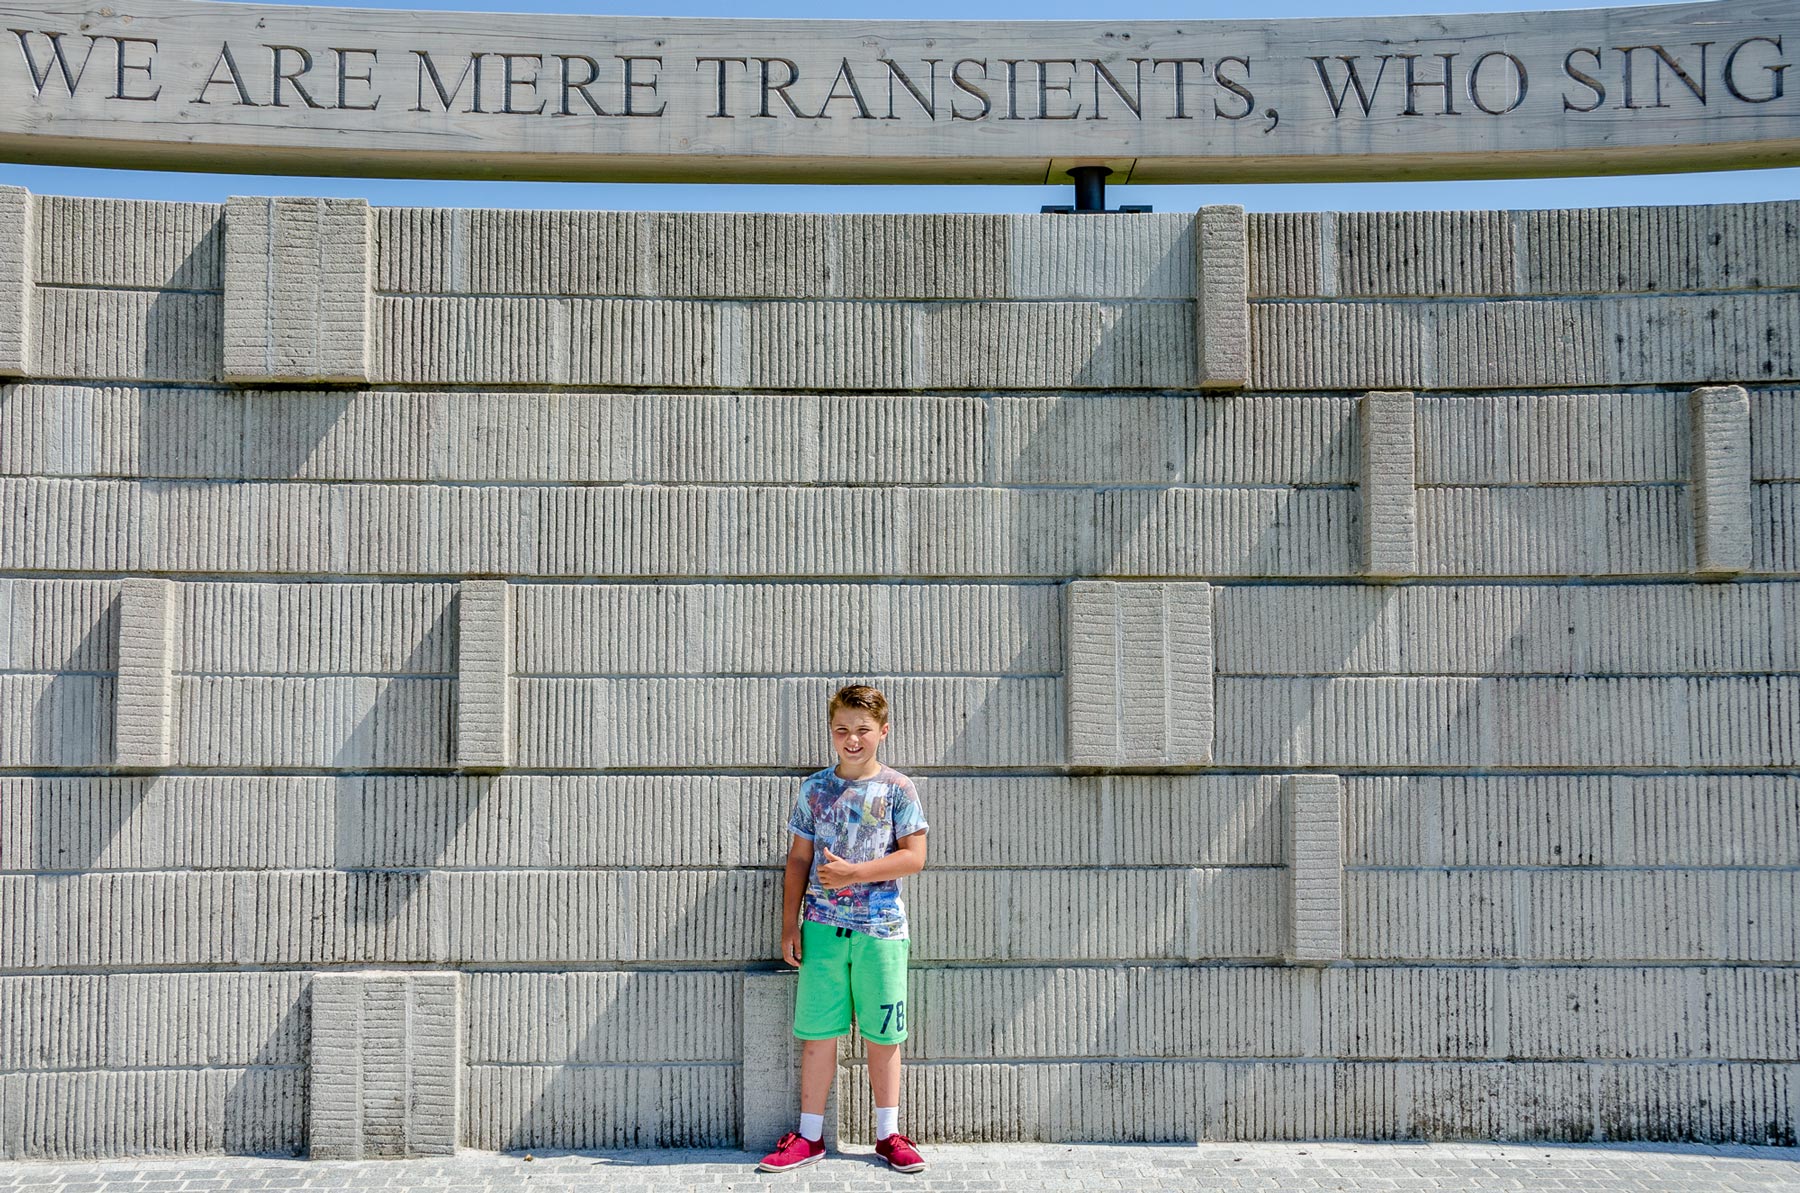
[781,834,814,967]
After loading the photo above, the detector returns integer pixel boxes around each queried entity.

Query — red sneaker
[757,1131,825,1172]
[875,1132,926,1172]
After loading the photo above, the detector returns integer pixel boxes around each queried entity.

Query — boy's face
[830,707,889,769]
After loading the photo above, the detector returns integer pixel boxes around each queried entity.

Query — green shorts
[793,919,911,1045]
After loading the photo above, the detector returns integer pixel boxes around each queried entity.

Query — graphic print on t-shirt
[787,764,927,940]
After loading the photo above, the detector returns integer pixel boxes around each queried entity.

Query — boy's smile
[830,708,889,779]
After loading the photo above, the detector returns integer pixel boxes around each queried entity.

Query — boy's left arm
[817,831,926,886]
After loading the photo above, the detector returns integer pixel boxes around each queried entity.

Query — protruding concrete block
[455,580,513,771]
[309,971,461,1159]
[114,578,176,769]
[742,972,837,1152]
[1194,204,1249,389]
[1284,774,1344,964]
[1359,391,1417,577]
[1065,581,1213,768]
[224,197,370,383]
[0,186,31,377]
[1690,384,1752,576]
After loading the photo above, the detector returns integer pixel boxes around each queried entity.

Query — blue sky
[6,0,1798,213]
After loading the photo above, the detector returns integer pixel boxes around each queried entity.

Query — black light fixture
[1042,165,1152,214]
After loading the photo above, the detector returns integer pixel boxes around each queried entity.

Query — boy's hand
[781,925,802,968]
[816,847,861,889]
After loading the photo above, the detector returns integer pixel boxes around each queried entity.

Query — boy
[758,684,929,1174]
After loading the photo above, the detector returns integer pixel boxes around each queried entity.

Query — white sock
[798,1112,824,1143]
[875,1105,899,1140]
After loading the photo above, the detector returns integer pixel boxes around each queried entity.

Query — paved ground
[2,1143,1798,1192]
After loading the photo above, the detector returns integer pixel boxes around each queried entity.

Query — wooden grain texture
[0,0,1794,182]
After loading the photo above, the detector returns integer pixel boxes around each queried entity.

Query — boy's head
[827,684,889,771]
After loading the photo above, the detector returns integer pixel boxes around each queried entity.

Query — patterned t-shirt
[787,764,928,940]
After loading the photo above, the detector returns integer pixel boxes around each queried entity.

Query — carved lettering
[1562,46,1605,111]
[412,50,483,113]
[1152,58,1206,119]
[1087,58,1145,120]
[1399,52,1458,116]
[1311,55,1391,117]
[950,57,991,120]
[10,29,101,97]
[1036,58,1079,119]
[880,58,938,120]
[695,56,746,117]
[815,57,874,119]
[268,45,324,108]
[192,41,256,105]
[499,53,545,114]
[558,54,609,116]
[620,55,664,116]
[1467,50,1527,114]
[334,47,378,110]
[1724,36,1788,103]
[1214,55,1255,119]
[110,36,159,101]
[757,57,810,118]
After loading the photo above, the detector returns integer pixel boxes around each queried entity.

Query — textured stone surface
[1690,385,1753,575]
[1284,775,1343,964]
[455,581,512,771]
[224,197,370,384]
[113,577,175,769]
[1359,391,1416,577]
[10,1142,1800,1189]
[1194,205,1248,389]
[1065,581,1213,767]
[310,972,460,1160]
[0,188,29,377]
[2,189,1799,1159]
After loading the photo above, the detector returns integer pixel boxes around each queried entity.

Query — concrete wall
[0,186,1796,1158]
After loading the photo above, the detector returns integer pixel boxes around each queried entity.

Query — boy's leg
[799,1037,837,1116]
[866,1040,902,1109]
[847,932,924,1170]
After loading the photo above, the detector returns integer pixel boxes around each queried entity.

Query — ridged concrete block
[1092,488,1359,577]
[920,966,1303,1061]
[179,582,456,675]
[1194,204,1248,389]
[1065,581,1213,768]
[224,197,370,384]
[1246,211,1326,299]
[172,676,454,768]
[309,971,460,1159]
[1346,775,1800,869]
[36,197,223,291]
[515,583,1060,677]
[1690,385,1753,575]
[1218,675,1800,770]
[1216,582,1800,678]
[114,577,175,769]
[910,868,1279,963]
[32,288,222,384]
[1334,211,1517,298]
[1359,391,1417,577]
[515,676,1063,770]
[1284,775,1344,964]
[0,186,30,377]
[741,972,838,1153]
[465,972,738,1065]
[1418,486,1689,577]
[1418,391,1684,485]
[1517,202,1800,296]
[463,1065,739,1150]
[455,580,513,771]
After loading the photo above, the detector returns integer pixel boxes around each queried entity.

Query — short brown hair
[828,684,889,725]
